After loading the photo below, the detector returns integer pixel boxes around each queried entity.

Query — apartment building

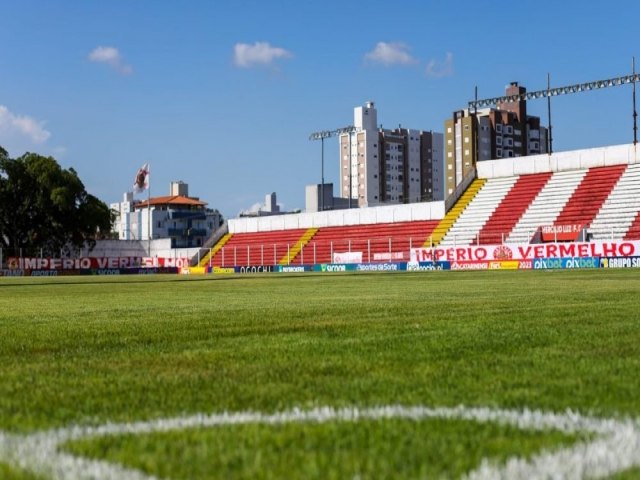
[444,82,548,196]
[338,102,444,207]
[110,181,223,247]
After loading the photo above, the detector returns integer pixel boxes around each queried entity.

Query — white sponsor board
[332,251,363,264]
[411,241,640,263]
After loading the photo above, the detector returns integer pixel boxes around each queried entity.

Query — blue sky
[1,0,639,219]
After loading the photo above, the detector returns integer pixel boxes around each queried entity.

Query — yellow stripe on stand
[424,178,487,247]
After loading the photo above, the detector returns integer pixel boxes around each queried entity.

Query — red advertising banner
[7,257,192,270]
[410,240,640,263]
[540,224,584,242]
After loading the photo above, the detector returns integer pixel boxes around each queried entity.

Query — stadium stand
[424,178,486,247]
[553,164,626,228]
[625,212,640,240]
[473,172,553,245]
[195,144,640,268]
[443,164,630,246]
[507,169,587,243]
[291,220,439,265]
[438,177,516,246]
[201,221,439,267]
[206,229,309,267]
[588,163,640,240]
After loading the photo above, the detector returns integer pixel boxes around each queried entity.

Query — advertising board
[410,241,640,263]
[532,257,600,269]
[600,256,640,268]
[276,265,312,273]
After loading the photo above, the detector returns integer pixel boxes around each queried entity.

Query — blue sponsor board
[313,264,356,273]
[406,261,451,271]
[355,263,402,272]
[276,265,312,273]
[600,256,640,268]
[533,257,600,270]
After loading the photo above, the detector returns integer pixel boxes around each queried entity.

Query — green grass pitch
[1,270,639,479]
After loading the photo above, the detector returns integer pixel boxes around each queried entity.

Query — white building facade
[339,102,444,207]
[110,182,223,247]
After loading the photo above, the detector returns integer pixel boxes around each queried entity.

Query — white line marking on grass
[1,405,639,480]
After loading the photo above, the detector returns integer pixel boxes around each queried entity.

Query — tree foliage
[0,148,112,257]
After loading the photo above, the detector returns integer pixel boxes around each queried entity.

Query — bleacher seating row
[199,163,640,268]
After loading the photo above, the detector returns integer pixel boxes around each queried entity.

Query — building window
[496,148,502,158]
[496,136,502,146]
[505,125,513,135]
[496,124,503,133]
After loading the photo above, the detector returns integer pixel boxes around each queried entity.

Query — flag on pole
[133,163,150,193]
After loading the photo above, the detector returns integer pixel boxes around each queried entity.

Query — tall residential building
[444,82,548,196]
[338,102,444,207]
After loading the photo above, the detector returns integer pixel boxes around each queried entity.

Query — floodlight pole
[309,125,357,211]
[321,137,325,211]
[147,179,151,256]
[633,57,638,146]
[547,73,553,154]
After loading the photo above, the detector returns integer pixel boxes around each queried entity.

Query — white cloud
[364,42,418,67]
[425,52,454,78]
[0,105,51,144]
[233,42,293,68]
[88,46,133,75]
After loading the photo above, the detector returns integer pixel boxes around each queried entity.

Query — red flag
[133,163,149,193]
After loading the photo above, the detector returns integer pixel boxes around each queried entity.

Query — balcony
[168,210,206,220]
[168,228,207,237]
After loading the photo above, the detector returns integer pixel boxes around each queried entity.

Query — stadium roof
[135,195,207,209]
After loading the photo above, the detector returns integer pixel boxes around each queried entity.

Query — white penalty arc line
[1,405,639,480]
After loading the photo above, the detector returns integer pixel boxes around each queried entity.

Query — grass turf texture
[65,418,580,479]
[0,462,44,480]
[1,270,639,478]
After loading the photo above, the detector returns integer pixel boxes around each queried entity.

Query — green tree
[0,148,112,257]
